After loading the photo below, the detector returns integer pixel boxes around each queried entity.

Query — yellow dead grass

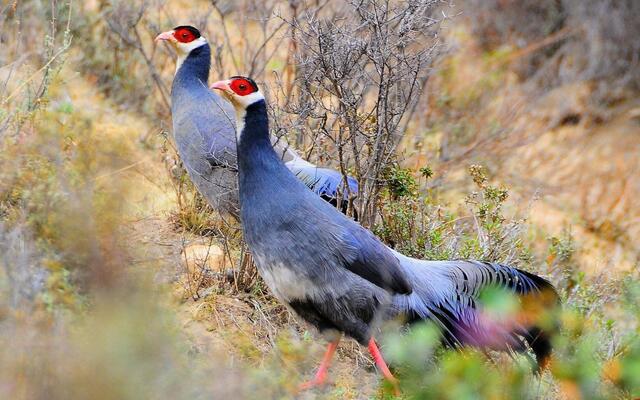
[408,25,638,276]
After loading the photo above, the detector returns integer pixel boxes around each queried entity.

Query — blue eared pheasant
[155,26,357,217]
[212,76,559,392]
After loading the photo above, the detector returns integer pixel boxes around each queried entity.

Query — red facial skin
[174,27,197,43]
[229,78,257,96]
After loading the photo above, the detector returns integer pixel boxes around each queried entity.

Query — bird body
[236,99,409,343]
[212,76,558,391]
[170,41,239,215]
[157,26,358,218]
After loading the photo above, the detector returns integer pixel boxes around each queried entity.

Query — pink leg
[368,338,400,396]
[299,339,340,391]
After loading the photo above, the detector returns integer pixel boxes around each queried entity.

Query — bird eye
[173,28,198,43]
[229,78,256,96]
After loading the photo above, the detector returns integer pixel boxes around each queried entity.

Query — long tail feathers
[390,254,559,370]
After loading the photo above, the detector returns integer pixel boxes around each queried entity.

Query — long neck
[173,44,211,88]
[237,100,280,169]
[236,99,301,222]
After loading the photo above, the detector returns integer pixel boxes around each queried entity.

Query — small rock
[182,243,225,275]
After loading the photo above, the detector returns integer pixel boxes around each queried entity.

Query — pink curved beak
[155,30,175,42]
[211,80,231,92]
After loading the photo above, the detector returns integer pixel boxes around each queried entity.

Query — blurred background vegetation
[0,0,638,399]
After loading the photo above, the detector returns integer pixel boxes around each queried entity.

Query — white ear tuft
[175,37,208,74]
[234,91,265,109]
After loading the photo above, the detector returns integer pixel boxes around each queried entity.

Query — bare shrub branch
[274,0,445,226]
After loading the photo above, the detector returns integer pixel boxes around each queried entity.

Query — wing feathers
[286,158,358,200]
[339,227,412,295]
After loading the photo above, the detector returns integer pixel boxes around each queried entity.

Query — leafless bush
[0,0,72,137]
[275,0,444,226]
[90,0,294,118]
[209,0,290,78]
[465,0,640,103]
[86,0,446,230]
[103,1,171,111]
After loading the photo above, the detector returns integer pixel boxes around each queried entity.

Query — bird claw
[297,367,329,392]
[298,377,327,392]
[297,340,338,393]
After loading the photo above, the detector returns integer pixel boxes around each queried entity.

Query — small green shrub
[375,163,528,265]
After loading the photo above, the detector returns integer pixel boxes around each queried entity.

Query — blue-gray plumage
[388,252,557,362]
[213,76,558,390]
[235,99,411,339]
[170,38,239,215]
[158,26,357,217]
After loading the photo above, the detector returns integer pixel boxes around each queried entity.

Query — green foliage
[0,0,72,137]
[546,228,579,291]
[40,260,85,313]
[383,321,534,400]
[375,163,527,265]
[478,285,520,316]
[371,161,640,398]
[548,279,640,399]
[384,165,418,199]
[419,166,434,179]
[377,280,640,400]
